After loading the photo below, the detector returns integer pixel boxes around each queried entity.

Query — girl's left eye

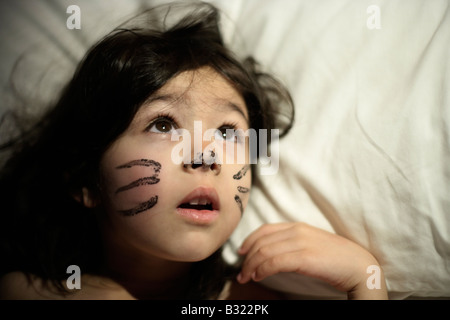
[215,125,238,142]
[147,117,176,134]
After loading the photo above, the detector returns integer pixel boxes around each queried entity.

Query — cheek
[99,158,164,216]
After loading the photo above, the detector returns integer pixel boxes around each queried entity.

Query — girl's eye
[147,117,176,134]
[215,126,238,142]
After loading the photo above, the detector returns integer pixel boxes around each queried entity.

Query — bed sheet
[219,0,450,299]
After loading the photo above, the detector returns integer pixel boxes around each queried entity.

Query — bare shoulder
[0,272,49,299]
[0,272,135,300]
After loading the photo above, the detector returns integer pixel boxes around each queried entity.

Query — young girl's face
[96,67,251,262]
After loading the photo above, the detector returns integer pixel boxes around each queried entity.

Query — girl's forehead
[152,67,248,118]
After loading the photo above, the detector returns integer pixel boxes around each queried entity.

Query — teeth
[189,199,199,206]
[189,198,211,206]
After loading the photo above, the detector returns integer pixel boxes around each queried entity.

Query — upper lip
[177,187,220,211]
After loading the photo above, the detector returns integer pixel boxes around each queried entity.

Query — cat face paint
[233,164,250,180]
[232,165,251,215]
[234,195,244,215]
[115,159,161,170]
[118,195,158,216]
[237,186,249,194]
[114,159,161,215]
[96,67,251,263]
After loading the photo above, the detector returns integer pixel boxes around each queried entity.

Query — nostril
[210,163,221,172]
[191,163,203,169]
[182,153,221,175]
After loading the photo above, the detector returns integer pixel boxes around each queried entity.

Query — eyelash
[145,114,178,133]
[220,122,239,130]
[217,122,244,142]
[145,114,241,139]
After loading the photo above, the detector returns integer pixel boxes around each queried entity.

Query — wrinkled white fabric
[218,0,450,299]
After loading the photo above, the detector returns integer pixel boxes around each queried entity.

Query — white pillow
[215,0,450,299]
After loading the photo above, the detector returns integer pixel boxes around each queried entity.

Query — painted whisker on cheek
[114,159,162,216]
[118,196,158,217]
[234,195,243,216]
[233,166,249,215]
[115,176,160,194]
[237,186,249,193]
[115,158,161,193]
[116,159,161,171]
[233,165,250,180]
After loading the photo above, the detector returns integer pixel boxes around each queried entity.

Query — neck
[108,256,192,299]
[99,231,192,299]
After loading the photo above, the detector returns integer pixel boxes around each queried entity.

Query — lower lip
[176,208,219,225]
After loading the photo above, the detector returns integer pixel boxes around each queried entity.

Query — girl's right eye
[147,116,177,134]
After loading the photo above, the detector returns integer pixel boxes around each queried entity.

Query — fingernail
[236,273,243,283]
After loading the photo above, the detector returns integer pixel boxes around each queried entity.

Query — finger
[237,238,300,284]
[252,251,307,282]
[252,250,354,292]
[243,226,299,265]
[238,223,292,254]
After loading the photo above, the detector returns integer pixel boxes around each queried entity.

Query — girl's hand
[236,222,388,299]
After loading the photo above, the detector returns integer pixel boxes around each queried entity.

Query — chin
[165,241,221,262]
[174,247,219,262]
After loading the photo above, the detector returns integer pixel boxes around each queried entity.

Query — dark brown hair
[0,2,294,299]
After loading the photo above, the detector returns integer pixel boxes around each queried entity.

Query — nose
[183,152,221,175]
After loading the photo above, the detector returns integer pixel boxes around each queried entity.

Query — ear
[73,187,99,208]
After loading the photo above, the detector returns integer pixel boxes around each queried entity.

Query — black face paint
[193,152,204,165]
[115,176,160,194]
[115,159,161,193]
[118,196,158,217]
[234,195,243,215]
[184,152,221,170]
[237,186,249,193]
[115,159,161,216]
[233,165,250,180]
[116,159,162,170]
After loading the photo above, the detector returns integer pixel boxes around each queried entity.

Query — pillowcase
[215,0,450,299]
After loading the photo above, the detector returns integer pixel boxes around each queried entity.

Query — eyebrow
[223,101,249,123]
[145,94,249,123]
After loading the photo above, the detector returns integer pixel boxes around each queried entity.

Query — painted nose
[183,152,221,175]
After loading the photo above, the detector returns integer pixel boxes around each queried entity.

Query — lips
[177,187,220,211]
[178,187,220,210]
[176,187,220,225]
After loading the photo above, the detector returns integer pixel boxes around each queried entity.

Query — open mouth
[176,188,220,224]
[178,202,214,211]
[177,187,220,212]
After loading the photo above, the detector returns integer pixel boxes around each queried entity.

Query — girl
[0,2,387,299]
